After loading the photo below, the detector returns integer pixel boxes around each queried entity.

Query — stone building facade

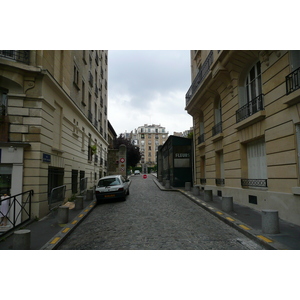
[0,50,109,218]
[132,124,168,169]
[186,50,300,226]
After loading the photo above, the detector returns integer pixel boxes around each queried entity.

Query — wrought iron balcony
[236,94,264,123]
[200,178,206,184]
[241,178,268,188]
[186,51,213,106]
[215,178,225,186]
[286,67,300,95]
[0,50,30,64]
[198,133,205,144]
[212,121,222,136]
[88,110,93,122]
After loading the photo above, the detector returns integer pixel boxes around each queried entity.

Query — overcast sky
[107,50,193,136]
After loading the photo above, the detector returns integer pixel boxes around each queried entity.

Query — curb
[152,178,289,250]
[40,200,97,250]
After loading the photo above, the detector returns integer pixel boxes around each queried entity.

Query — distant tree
[113,134,141,168]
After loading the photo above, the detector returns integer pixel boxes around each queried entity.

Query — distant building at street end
[185,50,300,226]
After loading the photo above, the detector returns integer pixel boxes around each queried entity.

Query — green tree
[114,134,141,168]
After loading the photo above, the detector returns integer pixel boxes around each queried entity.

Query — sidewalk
[0,197,97,250]
[153,177,300,250]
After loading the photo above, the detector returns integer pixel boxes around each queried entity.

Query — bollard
[165,180,170,189]
[192,186,199,196]
[262,210,280,234]
[222,196,233,212]
[86,189,94,201]
[75,196,84,210]
[204,190,213,202]
[162,179,166,186]
[13,229,31,250]
[58,205,69,224]
[158,175,163,182]
[185,182,191,191]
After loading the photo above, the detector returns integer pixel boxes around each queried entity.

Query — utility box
[157,135,192,187]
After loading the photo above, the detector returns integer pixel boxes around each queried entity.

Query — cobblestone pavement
[58,175,264,250]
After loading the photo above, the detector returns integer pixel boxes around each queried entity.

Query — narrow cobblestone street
[58,175,264,250]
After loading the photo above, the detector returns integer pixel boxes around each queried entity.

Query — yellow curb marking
[239,224,251,230]
[89,205,93,208]
[216,211,223,215]
[208,207,214,210]
[226,217,235,222]
[62,227,70,233]
[84,209,89,212]
[72,220,78,225]
[257,235,273,243]
[50,237,60,244]
[78,214,84,218]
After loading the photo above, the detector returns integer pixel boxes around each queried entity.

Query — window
[73,64,79,87]
[242,139,267,188]
[237,61,264,122]
[72,170,78,194]
[81,80,86,105]
[0,165,12,195]
[48,167,64,196]
[0,88,8,116]
[212,97,222,136]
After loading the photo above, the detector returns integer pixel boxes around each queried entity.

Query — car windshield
[98,178,121,187]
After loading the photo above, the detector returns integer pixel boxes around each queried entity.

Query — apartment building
[0,50,109,219]
[133,124,168,168]
[185,50,300,226]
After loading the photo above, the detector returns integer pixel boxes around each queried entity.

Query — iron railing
[0,50,30,64]
[48,185,66,209]
[212,121,222,136]
[236,94,264,123]
[80,177,88,194]
[215,178,225,186]
[200,178,206,184]
[186,51,214,106]
[241,179,268,188]
[0,190,33,235]
[286,67,300,95]
[198,133,205,144]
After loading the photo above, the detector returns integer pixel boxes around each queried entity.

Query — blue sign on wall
[43,153,51,163]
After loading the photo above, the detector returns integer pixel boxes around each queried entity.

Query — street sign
[120,158,125,163]
[143,174,147,179]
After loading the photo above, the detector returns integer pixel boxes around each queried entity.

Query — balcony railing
[200,178,206,184]
[186,50,213,106]
[286,67,300,95]
[241,178,268,188]
[88,110,93,122]
[236,94,264,123]
[215,178,225,186]
[0,50,30,64]
[212,121,222,136]
[198,133,205,144]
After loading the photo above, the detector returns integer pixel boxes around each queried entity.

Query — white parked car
[95,175,130,202]
[134,170,140,175]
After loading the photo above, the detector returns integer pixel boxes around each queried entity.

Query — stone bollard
[13,229,31,250]
[204,190,213,202]
[75,196,84,210]
[222,196,233,212]
[162,179,166,186]
[192,186,199,196]
[86,189,94,201]
[262,210,280,234]
[58,205,69,224]
[158,175,163,182]
[185,182,191,191]
[165,180,170,189]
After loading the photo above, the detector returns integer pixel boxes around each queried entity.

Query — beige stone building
[0,50,108,219]
[133,124,168,169]
[186,50,300,226]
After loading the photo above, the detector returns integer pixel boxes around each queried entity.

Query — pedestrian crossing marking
[239,224,251,230]
[226,217,235,222]
[62,227,70,233]
[50,237,60,244]
[257,235,273,243]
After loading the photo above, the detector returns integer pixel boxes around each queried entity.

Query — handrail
[0,190,34,236]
